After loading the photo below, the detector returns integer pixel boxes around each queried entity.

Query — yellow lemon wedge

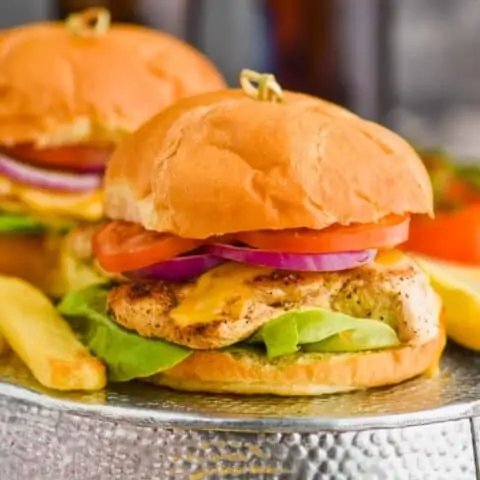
[412,253,480,350]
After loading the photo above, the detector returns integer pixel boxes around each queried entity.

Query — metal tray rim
[2,379,480,433]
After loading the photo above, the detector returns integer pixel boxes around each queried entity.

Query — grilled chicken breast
[107,251,440,350]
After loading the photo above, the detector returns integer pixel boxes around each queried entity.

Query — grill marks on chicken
[107,278,278,349]
[107,253,440,350]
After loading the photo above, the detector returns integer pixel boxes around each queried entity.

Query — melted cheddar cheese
[170,263,271,327]
[375,249,405,266]
[0,175,103,221]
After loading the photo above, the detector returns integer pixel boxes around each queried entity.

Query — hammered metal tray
[1,344,480,479]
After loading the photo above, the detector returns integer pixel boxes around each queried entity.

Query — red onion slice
[208,244,376,272]
[0,152,102,192]
[124,254,224,282]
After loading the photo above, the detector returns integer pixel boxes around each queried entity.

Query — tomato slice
[93,221,202,273]
[404,204,480,265]
[236,215,410,253]
[3,144,113,172]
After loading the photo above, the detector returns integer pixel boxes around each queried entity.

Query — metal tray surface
[1,345,480,479]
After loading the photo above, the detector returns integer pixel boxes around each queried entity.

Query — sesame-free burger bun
[148,329,446,395]
[0,22,225,147]
[104,90,433,239]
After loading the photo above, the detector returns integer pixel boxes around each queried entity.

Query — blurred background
[1,0,479,160]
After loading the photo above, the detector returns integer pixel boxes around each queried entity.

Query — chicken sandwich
[0,8,225,295]
[59,70,445,395]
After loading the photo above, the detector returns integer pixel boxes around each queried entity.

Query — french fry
[0,331,9,356]
[0,276,106,391]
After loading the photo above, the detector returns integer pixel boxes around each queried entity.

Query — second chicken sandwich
[0,8,225,295]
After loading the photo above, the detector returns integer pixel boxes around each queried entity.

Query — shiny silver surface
[1,345,480,479]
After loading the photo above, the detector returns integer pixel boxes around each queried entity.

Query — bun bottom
[0,234,63,297]
[148,330,446,396]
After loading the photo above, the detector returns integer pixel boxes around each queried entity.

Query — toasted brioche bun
[0,22,225,147]
[0,234,64,297]
[105,90,433,239]
[148,329,446,396]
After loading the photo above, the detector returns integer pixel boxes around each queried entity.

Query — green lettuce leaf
[0,213,46,234]
[0,212,75,234]
[303,327,399,353]
[249,309,400,358]
[58,285,192,382]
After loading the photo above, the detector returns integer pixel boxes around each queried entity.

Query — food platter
[0,344,479,479]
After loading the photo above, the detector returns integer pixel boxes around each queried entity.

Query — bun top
[105,72,433,239]
[0,9,225,147]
